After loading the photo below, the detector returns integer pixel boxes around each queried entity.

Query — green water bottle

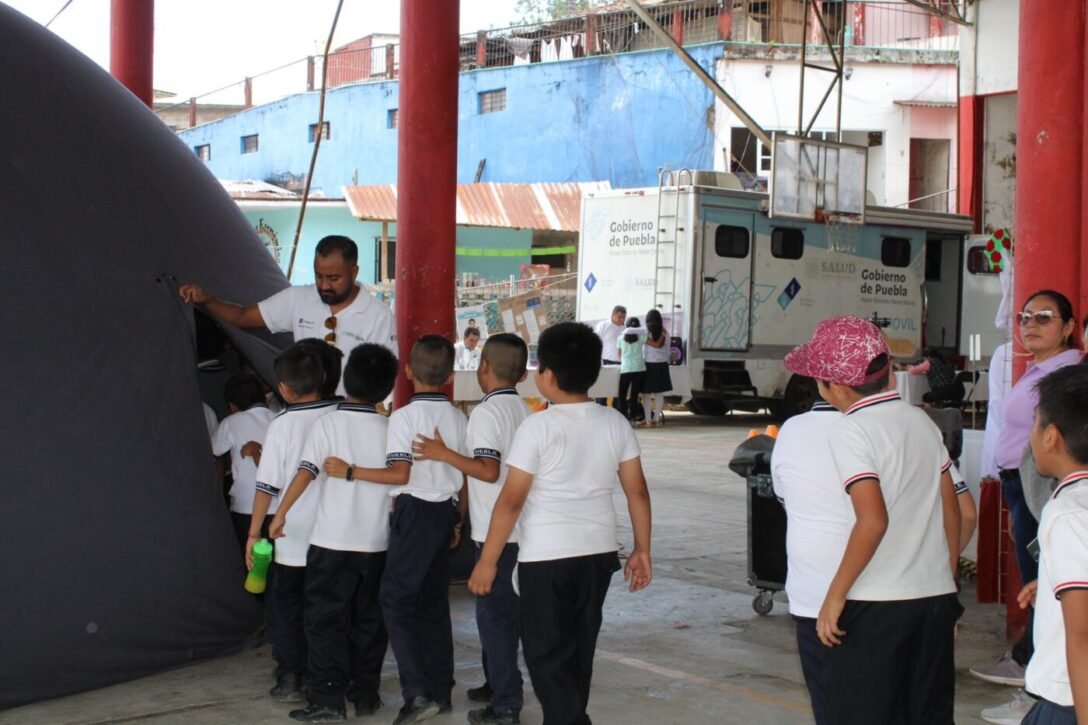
[245,539,273,594]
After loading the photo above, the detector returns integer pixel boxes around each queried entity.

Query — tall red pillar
[957,95,984,230]
[1014,0,1084,380]
[109,0,154,107]
[393,0,460,407]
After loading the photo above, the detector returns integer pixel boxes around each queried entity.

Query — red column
[718,1,733,40]
[957,95,983,230]
[1011,0,1086,637]
[672,7,685,46]
[1014,0,1084,381]
[393,0,460,407]
[109,0,154,107]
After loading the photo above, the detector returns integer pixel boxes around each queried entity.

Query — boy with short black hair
[212,373,276,550]
[1019,364,1088,724]
[247,344,339,703]
[784,316,960,724]
[296,338,345,400]
[269,343,400,722]
[469,322,652,725]
[326,335,468,724]
[413,333,531,725]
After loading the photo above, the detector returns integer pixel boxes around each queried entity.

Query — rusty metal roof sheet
[343,181,610,232]
[893,99,957,109]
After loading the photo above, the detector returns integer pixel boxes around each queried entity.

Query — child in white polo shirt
[211,373,275,551]
[1018,364,1088,725]
[773,394,976,725]
[327,335,467,725]
[469,322,653,725]
[413,333,531,725]
[784,316,961,725]
[246,344,338,703]
[269,344,400,722]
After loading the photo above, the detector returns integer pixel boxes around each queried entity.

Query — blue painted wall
[237,204,532,284]
[181,44,722,191]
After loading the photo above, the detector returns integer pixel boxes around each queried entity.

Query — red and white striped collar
[844,390,902,416]
[1052,471,1088,499]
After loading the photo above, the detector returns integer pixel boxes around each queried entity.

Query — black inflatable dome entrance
[0,2,291,707]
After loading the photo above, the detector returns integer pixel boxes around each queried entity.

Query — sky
[4,0,522,102]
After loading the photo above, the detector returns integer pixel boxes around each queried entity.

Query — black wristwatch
[346,465,354,481]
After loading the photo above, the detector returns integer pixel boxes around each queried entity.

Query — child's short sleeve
[830,418,880,492]
[299,418,330,477]
[618,418,641,463]
[505,417,543,475]
[385,410,414,466]
[255,426,286,496]
[1042,511,1088,600]
[256,287,298,335]
[467,408,503,461]
[210,417,233,457]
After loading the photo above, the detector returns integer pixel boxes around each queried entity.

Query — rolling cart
[728,434,787,615]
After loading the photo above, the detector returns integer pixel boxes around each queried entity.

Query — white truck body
[577,182,998,415]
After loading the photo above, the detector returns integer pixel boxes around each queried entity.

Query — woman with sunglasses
[971,290,1081,698]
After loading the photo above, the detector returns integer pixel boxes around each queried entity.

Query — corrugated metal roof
[343,182,610,232]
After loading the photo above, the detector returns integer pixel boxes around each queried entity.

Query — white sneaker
[970,651,1027,687]
[980,689,1033,725]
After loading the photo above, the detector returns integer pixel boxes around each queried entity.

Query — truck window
[771,228,804,260]
[881,237,911,268]
[967,245,999,275]
[715,226,749,258]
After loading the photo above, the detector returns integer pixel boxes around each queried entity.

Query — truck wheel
[781,375,819,419]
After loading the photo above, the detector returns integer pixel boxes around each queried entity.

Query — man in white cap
[784,315,961,725]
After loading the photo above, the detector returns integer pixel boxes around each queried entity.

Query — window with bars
[195,144,211,161]
[387,109,398,129]
[240,134,259,154]
[308,121,330,142]
[478,89,507,114]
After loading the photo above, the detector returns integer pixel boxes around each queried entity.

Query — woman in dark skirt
[641,308,672,426]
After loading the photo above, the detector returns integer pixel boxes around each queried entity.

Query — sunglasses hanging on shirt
[324,315,337,343]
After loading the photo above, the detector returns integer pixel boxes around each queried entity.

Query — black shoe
[466,683,492,703]
[270,675,306,703]
[289,703,347,722]
[467,706,521,725]
[352,693,383,717]
[392,696,441,725]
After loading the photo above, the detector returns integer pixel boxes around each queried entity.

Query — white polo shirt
[254,399,337,566]
[1026,472,1088,706]
[593,319,625,363]
[829,391,957,601]
[299,403,395,553]
[466,388,531,544]
[505,401,641,562]
[258,284,397,393]
[211,405,276,514]
[386,394,468,502]
[771,402,853,618]
[455,341,482,371]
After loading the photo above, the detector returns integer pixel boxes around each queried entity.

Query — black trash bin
[729,434,787,615]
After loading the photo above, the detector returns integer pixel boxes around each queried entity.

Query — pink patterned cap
[784,316,891,386]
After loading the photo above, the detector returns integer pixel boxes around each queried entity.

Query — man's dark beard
[319,287,351,305]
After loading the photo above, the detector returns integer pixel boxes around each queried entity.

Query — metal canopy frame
[797,0,847,141]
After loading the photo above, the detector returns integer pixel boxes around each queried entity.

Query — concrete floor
[3,413,1024,725]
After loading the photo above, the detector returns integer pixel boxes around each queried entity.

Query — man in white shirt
[178,236,396,394]
[592,305,627,365]
[454,327,482,371]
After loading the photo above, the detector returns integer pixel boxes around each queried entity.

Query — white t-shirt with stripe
[1026,472,1088,706]
[211,405,276,514]
[829,391,957,601]
[254,399,337,566]
[300,403,395,553]
[385,394,468,503]
[466,388,531,544]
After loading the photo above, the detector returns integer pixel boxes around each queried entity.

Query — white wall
[972,0,1020,96]
[982,93,1018,232]
[714,59,958,207]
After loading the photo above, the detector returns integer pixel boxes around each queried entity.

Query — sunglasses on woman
[1017,310,1058,326]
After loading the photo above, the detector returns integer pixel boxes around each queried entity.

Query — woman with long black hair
[641,309,672,427]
